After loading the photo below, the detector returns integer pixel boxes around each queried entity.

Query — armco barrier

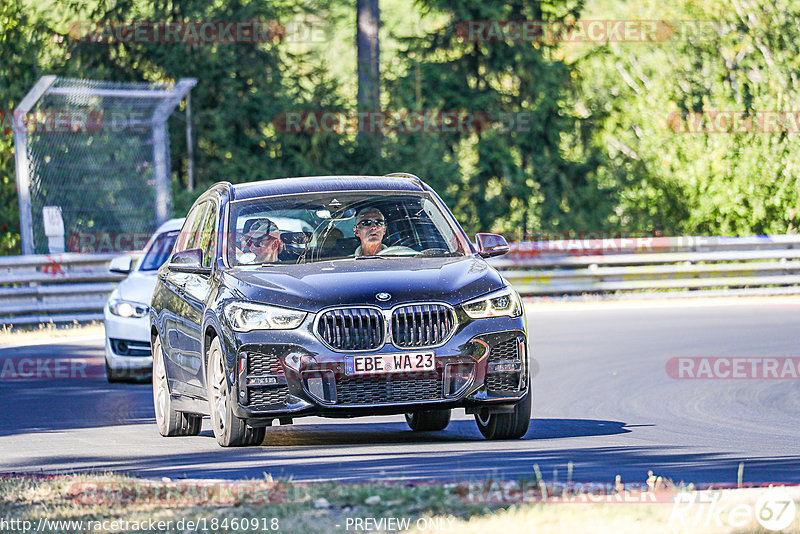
[488,235,800,296]
[0,253,125,326]
[2,235,800,327]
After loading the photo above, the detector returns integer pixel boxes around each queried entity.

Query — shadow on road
[7,441,800,485]
[0,342,155,437]
[205,418,632,445]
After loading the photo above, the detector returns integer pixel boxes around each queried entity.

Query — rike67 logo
[670,487,797,531]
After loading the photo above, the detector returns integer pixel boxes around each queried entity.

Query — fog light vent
[302,370,336,404]
[444,362,474,398]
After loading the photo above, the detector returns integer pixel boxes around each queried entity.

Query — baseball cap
[247,218,280,243]
[356,208,385,223]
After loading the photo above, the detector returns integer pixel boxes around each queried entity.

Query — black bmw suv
[150,173,530,446]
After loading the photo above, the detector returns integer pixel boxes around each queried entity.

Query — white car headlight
[108,299,149,318]
[462,287,523,319]
[224,301,307,332]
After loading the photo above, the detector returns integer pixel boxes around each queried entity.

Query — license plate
[345,352,435,375]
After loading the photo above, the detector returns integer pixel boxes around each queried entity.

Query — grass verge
[0,321,104,346]
[2,473,798,533]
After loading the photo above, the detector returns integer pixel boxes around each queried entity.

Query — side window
[174,202,207,253]
[198,202,217,268]
[422,198,465,253]
[139,231,179,271]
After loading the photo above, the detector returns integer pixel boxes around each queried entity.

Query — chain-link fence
[13,76,196,254]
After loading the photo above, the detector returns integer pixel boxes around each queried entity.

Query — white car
[103,218,184,382]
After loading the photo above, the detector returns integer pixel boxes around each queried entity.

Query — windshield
[139,230,178,271]
[227,191,469,266]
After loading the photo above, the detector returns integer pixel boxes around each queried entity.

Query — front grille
[485,373,521,392]
[249,386,289,409]
[391,304,455,348]
[317,308,384,350]
[247,351,284,376]
[488,337,520,363]
[335,373,443,405]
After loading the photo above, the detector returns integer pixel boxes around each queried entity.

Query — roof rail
[384,172,423,186]
[209,180,235,200]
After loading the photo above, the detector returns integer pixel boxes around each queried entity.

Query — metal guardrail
[488,235,800,296]
[2,235,800,327]
[0,253,124,326]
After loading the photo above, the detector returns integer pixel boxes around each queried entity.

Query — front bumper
[103,306,153,375]
[220,312,529,423]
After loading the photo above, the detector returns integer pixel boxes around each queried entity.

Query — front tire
[152,334,201,437]
[106,358,148,383]
[207,337,265,447]
[474,392,531,440]
[105,359,125,383]
[405,409,451,431]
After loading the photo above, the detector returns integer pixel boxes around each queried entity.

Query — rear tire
[207,337,265,447]
[152,334,201,436]
[474,392,531,440]
[405,409,451,431]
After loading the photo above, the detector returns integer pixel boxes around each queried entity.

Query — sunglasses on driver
[356,219,386,228]
[250,234,280,247]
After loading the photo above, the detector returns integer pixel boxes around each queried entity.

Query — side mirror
[475,233,510,258]
[109,255,132,275]
[168,248,211,274]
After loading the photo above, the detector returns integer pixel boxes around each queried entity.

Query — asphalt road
[1,298,799,485]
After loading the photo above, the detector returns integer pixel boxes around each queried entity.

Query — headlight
[461,287,523,319]
[224,301,307,332]
[108,299,148,318]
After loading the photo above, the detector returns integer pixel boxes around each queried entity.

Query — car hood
[223,255,505,311]
[116,270,159,305]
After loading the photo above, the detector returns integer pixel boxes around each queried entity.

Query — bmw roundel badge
[376,292,391,301]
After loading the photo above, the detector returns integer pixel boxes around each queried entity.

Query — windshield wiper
[355,255,387,260]
[419,251,460,257]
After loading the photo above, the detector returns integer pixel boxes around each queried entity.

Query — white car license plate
[345,352,435,375]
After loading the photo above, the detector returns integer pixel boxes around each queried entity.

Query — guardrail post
[13,76,57,255]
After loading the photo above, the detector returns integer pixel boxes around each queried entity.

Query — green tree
[576,0,800,234]
[384,0,616,237]
[0,0,363,254]
[0,0,61,254]
[63,0,359,214]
